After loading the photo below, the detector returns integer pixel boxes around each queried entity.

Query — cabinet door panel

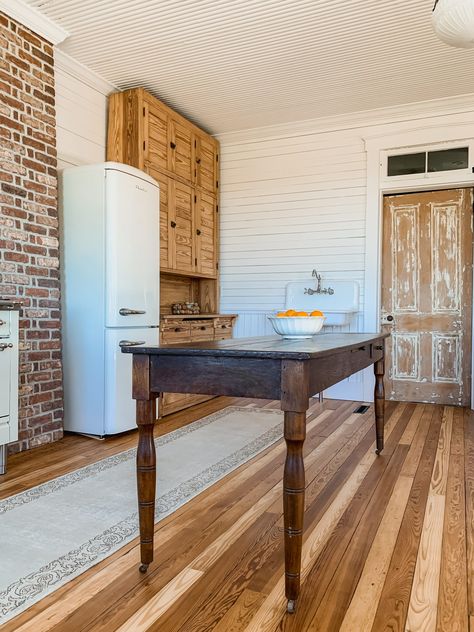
[170,118,193,183]
[195,191,217,277]
[146,167,170,270]
[170,181,194,274]
[145,101,169,173]
[196,135,218,195]
[0,346,11,417]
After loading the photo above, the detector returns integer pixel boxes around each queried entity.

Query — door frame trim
[363,124,474,405]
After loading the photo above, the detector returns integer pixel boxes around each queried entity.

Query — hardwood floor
[1,397,472,631]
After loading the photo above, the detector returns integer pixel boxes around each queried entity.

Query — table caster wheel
[287,599,296,614]
[139,563,149,573]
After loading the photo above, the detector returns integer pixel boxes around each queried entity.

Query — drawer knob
[174,328,181,332]
[200,326,206,330]
[170,221,176,228]
[0,343,13,351]
[0,320,5,326]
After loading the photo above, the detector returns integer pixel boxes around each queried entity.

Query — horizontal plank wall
[54,51,115,168]
[217,101,474,400]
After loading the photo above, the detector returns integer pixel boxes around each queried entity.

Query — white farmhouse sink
[285,280,359,327]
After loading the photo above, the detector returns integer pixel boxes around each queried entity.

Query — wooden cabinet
[145,168,218,278]
[110,88,219,279]
[159,314,237,416]
[107,88,232,417]
[109,88,219,196]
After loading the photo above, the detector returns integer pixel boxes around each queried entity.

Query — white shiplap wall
[54,51,115,169]
[217,101,474,400]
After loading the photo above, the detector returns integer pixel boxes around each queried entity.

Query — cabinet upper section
[107,88,219,198]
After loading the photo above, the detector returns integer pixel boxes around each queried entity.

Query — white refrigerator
[61,162,160,435]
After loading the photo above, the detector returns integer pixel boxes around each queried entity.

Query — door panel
[196,134,218,195]
[146,167,170,270]
[0,345,11,417]
[105,169,160,327]
[169,180,194,274]
[195,191,217,277]
[144,100,169,173]
[382,188,473,406]
[170,118,193,183]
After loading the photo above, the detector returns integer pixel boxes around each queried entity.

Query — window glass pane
[427,147,468,172]
[387,153,426,177]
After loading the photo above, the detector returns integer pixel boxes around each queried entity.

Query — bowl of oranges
[267,309,326,339]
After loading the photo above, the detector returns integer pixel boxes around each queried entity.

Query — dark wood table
[123,332,389,613]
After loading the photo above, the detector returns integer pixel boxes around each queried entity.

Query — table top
[123,332,389,360]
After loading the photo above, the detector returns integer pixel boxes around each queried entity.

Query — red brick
[1,15,63,455]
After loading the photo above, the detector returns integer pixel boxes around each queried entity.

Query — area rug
[0,406,283,624]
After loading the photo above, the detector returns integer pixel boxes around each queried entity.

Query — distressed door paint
[382,188,473,406]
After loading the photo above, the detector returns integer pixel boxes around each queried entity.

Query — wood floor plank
[115,567,204,632]
[464,409,474,620]
[279,403,416,632]
[435,407,468,632]
[44,408,339,632]
[338,474,414,632]
[303,445,410,632]
[1,400,471,632]
[337,404,431,632]
[406,406,454,631]
[212,589,266,632]
[370,405,444,632]
[242,402,411,632]
[150,512,281,632]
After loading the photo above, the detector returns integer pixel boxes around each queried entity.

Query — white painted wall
[217,95,474,400]
[54,51,115,169]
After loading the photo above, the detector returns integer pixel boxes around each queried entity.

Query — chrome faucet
[304,270,334,296]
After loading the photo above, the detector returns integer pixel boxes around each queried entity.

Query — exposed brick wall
[0,13,63,452]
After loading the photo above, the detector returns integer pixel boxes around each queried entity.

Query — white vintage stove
[0,300,20,474]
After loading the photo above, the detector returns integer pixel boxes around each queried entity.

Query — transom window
[387,146,469,177]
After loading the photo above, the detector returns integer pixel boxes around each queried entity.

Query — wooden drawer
[161,321,191,343]
[214,317,233,333]
[215,331,233,341]
[190,320,215,341]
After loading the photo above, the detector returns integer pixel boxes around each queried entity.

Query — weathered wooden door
[381,188,473,406]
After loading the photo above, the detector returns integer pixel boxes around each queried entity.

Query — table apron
[308,344,384,395]
[150,355,282,400]
[147,344,384,401]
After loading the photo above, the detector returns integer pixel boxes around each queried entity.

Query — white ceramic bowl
[267,315,326,339]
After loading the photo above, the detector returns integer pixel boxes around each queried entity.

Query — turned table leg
[374,355,385,455]
[136,399,157,572]
[283,410,306,614]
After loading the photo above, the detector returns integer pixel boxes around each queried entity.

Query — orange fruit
[276,312,286,318]
[295,311,309,317]
[310,310,324,317]
[285,309,297,316]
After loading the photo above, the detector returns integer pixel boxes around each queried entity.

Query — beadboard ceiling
[25,0,474,134]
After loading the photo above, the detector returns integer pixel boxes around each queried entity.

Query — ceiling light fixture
[432,0,474,48]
